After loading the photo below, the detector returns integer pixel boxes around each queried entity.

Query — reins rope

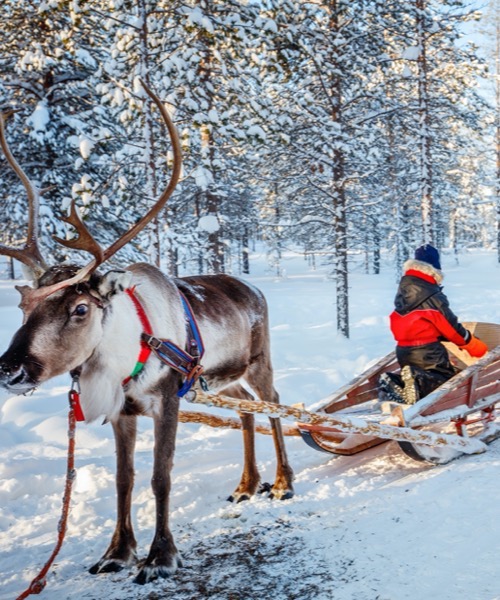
[16,383,78,599]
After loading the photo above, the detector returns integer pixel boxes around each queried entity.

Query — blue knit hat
[414,244,441,270]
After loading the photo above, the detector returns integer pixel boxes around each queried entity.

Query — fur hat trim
[403,259,444,284]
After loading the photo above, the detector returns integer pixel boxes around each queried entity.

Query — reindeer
[0,86,294,584]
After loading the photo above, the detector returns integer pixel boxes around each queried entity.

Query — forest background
[1,0,499,338]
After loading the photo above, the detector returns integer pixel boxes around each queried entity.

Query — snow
[402,45,421,60]
[402,65,413,79]
[1,249,500,599]
[79,137,95,160]
[27,101,50,132]
[75,48,97,68]
[192,165,214,190]
[197,214,220,234]
[185,7,214,34]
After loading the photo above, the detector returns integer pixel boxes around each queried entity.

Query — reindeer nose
[0,362,13,378]
[0,362,29,390]
[9,367,28,387]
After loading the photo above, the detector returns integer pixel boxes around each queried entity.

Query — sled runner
[186,322,500,465]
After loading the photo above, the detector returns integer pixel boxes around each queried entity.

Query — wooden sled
[185,322,500,466]
[295,322,500,464]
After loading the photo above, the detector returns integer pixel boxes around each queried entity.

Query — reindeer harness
[123,286,206,396]
[72,286,205,422]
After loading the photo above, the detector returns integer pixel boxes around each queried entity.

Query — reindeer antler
[0,110,48,278]
[1,81,182,314]
[53,199,105,265]
[53,80,182,270]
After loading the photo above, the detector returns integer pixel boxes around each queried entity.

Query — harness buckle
[177,364,205,397]
[142,334,163,350]
[189,339,200,357]
[70,374,81,394]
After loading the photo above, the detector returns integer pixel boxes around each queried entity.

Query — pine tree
[158,0,265,274]
[477,0,500,260]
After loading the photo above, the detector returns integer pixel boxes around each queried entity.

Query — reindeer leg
[90,415,138,574]
[134,383,181,585]
[267,407,295,500]
[246,362,294,501]
[230,411,260,502]
[219,384,260,502]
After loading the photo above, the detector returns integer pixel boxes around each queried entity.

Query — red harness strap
[122,287,154,387]
[124,287,206,397]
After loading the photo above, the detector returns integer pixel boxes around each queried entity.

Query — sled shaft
[187,392,487,454]
[178,409,300,436]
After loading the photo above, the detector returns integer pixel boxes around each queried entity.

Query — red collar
[405,268,437,285]
[69,287,152,421]
[122,287,153,386]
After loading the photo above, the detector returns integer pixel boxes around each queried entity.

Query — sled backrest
[443,322,500,370]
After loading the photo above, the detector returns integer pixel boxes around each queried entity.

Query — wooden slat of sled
[420,386,470,415]
[470,359,500,403]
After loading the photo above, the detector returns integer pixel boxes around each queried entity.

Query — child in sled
[379,244,488,405]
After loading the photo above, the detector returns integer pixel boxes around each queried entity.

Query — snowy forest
[0,0,499,337]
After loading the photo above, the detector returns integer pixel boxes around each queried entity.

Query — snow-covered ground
[1,249,500,600]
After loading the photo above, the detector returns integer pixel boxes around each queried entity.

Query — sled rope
[16,387,78,599]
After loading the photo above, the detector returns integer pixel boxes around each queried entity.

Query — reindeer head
[0,82,181,394]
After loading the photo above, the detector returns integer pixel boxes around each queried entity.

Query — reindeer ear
[97,269,133,299]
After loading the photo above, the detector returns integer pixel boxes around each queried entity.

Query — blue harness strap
[142,291,206,397]
[179,291,205,361]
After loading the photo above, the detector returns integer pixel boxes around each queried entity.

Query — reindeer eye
[72,303,89,317]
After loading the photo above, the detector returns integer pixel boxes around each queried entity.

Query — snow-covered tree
[158,0,266,274]
[257,0,403,337]
[0,0,113,263]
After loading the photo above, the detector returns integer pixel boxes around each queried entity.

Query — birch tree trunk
[138,0,160,268]
[198,5,224,275]
[329,0,349,338]
[416,0,434,244]
[496,4,500,262]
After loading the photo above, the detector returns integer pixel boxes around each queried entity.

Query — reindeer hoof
[269,487,294,501]
[89,559,126,574]
[134,555,182,585]
[227,492,250,503]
